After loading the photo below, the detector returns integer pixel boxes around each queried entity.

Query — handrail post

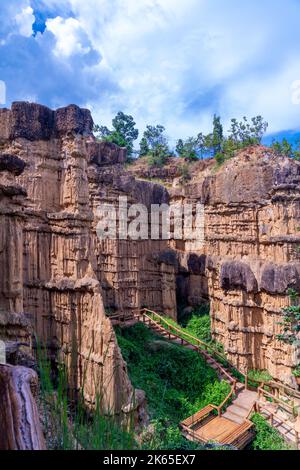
[296,431,300,450]
[245,374,248,390]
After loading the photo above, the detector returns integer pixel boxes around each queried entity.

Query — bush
[251,414,293,450]
[147,144,169,167]
[247,369,272,384]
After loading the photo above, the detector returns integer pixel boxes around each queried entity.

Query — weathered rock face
[0,151,31,350]
[1,101,300,411]
[88,159,177,319]
[0,101,176,419]
[0,102,134,415]
[0,364,46,450]
[172,146,300,385]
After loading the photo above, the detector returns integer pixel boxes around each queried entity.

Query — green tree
[142,125,168,150]
[148,143,170,167]
[176,139,184,156]
[176,137,199,161]
[271,138,300,160]
[140,125,170,165]
[228,116,268,146]
[139,137,150,157]
[94,112,139,156]
[93,125,111,139]
[112,111,139,155]
[212,114,223,155]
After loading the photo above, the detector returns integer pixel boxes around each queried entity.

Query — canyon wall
[171,146,300,385]
[0,102,133,414]
[0,101,177,417]
[1,101,299,407]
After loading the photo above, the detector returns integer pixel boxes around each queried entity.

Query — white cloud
[3,0,300,141]
[59,0,300,138]
[46,16,91,57]
[15,6,34,37]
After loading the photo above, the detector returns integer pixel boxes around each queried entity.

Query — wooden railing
[140,308,239,415]
[258,385,299,417]
[141,308,243,379]
[267,380,300,401]
[140,308,238,386]
[216,385,236,416]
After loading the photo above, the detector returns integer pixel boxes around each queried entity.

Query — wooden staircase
[136,308,256,449]
[223,389,257,424]
[111,308,300,449]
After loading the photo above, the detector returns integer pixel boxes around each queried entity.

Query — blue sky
[1,0,300,145]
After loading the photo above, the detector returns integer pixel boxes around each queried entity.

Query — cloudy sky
[1,0,300,145]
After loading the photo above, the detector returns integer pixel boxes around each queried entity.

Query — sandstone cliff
[1,101,300,427]
[169,146,300,385]
[0,102,178,421]
[0,102,134,415]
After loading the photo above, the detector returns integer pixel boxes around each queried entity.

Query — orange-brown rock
[0,364,46,450]
[0,101,175,419]
[172,146,300,386]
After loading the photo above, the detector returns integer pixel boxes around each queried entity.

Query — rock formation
[169,146,300,385]
[0,102,175,423]
[1,101,300,434]
[0,364,46,450]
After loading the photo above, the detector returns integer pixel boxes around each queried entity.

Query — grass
[36,342,137,450]
[116,322,230,449]
[247,369,272,384]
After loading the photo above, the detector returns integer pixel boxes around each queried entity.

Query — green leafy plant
[277,289,300,345]
[292,365,300,378]
[271,138,300,160]
[251,414,293,450]
[247,369,272,384]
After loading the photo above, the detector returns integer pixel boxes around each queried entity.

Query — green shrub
[247,369,272,384]
[251,414,293,450]
[184,314,212,343]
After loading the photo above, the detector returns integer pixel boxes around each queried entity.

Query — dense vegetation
[116,322,230,449]
[94,109,300,168]
[251,414,293,450]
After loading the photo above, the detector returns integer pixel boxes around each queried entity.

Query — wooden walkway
[136,309,256,449]
[110,308,300,449]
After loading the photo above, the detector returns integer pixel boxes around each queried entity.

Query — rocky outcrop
[0,364,46,450]
[220,261,258,293]
[0,101,175,421]
[172,146,300,385]
[0,102,93,141]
